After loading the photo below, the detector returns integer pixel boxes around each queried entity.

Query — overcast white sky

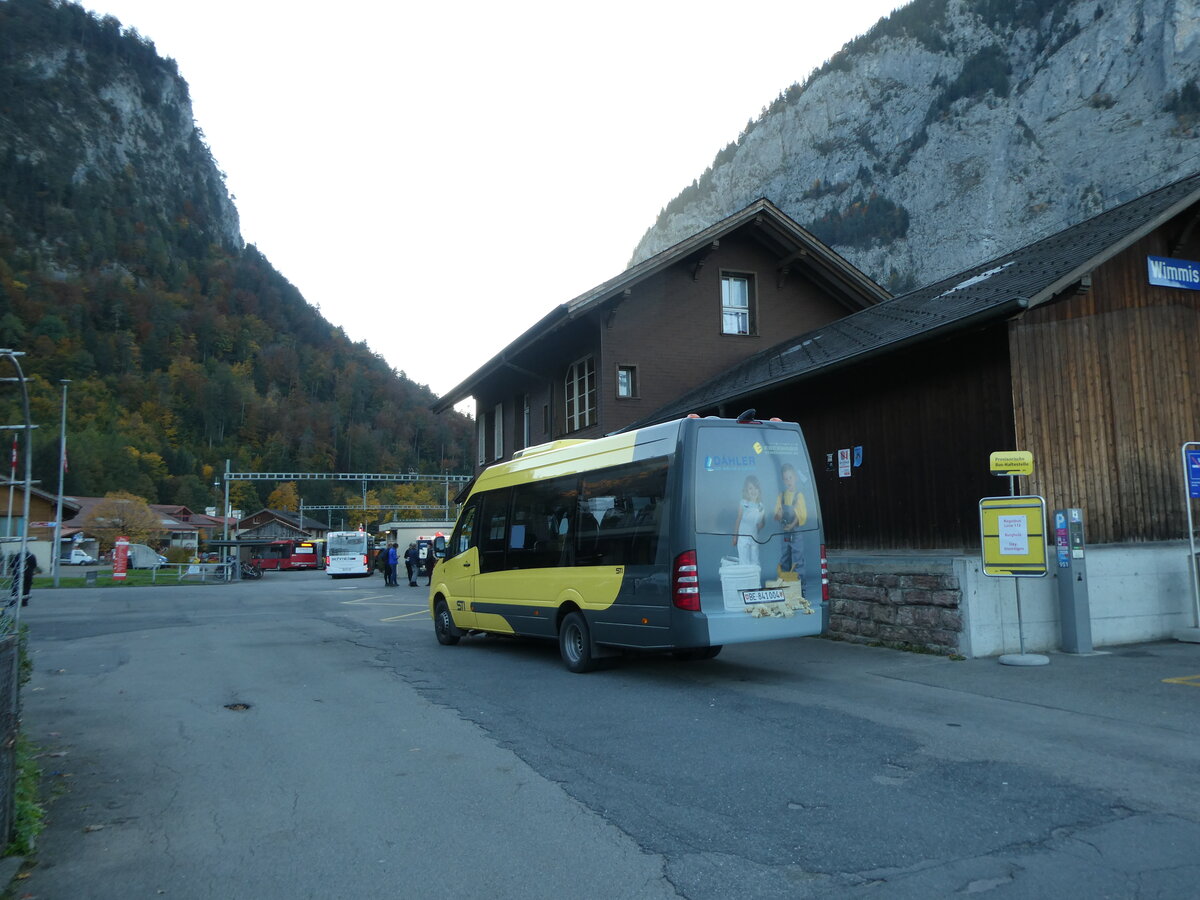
[84,0,899,403]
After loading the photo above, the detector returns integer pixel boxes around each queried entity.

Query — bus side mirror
[433,535,447,559]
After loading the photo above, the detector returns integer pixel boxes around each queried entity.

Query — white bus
[430,412,826,671]
[325,531,372,577]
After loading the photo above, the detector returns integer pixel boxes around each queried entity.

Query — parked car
[62,548,97,566]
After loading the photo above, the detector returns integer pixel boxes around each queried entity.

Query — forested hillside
[0,0,472,512]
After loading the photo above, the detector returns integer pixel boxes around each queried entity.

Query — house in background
[151,505,225,550]
[3,485,84,566]
[433,198,890,470]
[235,509,329,542]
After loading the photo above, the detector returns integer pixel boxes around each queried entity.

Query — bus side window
[508,475,577,570]
[580,459,668,567]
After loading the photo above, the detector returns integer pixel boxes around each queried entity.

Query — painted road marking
[1163,674,1200,686]
[340,595,411,607]
[381,609,430,623]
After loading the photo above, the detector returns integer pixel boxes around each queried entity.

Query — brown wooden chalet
[631,170,1200,550]
[433,199,890,468]
[235,508,329,542]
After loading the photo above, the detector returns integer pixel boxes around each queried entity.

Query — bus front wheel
[434,600,460,646]
[559,612,597,673]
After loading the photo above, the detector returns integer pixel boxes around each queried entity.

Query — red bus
[255,539,321,570]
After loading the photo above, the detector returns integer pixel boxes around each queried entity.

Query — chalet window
[521,394,531,449]
[721,272,756,335]
[493,402,503,460]
[616,365,638,399]
[564,356,596,433]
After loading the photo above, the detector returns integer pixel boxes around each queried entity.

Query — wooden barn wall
[1010,229,1200,544]
[756,326,1015,550]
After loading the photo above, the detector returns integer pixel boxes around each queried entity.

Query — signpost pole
[1176,441,1200,643]
[983,451,1049,666]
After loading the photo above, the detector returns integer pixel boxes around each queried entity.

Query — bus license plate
[740,588,787,605]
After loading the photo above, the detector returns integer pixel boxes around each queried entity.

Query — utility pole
[51,379,69,587]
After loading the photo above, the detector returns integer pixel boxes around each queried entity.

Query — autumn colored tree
[82,490,162,550]
[227,481,262,519]
[267,482,299,511]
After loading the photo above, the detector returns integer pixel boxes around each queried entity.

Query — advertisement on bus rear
[693,425,822,638]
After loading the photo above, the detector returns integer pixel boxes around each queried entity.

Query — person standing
[386,542,399,587]
[404,542,419,586]
[422,546,436,586]
[7,550,36,607]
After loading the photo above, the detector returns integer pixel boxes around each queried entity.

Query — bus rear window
[693,425,815,537]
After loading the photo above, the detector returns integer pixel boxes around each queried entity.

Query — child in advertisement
[773,462,808,583]
[732,475,765,566]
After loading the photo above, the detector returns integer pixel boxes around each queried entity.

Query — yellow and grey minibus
[429,412,826,672]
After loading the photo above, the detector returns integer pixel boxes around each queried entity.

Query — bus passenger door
[441,504,478,629]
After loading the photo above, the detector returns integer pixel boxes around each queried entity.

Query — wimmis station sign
[1147,255,1200,290]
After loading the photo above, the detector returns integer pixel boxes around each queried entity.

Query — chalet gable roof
[631,170,1200,427]
[236,508,327,533]
[432,198,890,412]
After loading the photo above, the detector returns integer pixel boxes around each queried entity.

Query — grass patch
[32,568,193,589]
[5,626,44,861]
[5,733,45,857]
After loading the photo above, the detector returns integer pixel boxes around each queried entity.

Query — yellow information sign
[989,450,1034,476]
[979,495,1047,577]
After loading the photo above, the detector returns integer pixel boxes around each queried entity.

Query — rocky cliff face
[0,2,242,261]
[631,0,1200,292]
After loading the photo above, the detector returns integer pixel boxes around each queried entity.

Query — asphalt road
[13,571,1200,899]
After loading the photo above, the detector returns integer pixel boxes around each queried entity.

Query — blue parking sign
[1188,449,1200,499]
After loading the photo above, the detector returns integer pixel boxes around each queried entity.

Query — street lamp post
[51,379,69,588]
[212,479,220,551]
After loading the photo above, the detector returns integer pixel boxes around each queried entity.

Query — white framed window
[721,272,756,335]
[564,356,596,432]
[616,365,638,399]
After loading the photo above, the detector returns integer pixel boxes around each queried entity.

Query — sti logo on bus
[705,454,756,471]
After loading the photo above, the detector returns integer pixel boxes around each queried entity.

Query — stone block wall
[827,557,964,655]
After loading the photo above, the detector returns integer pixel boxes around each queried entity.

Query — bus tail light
[820,544,829,603]
[672,550,700,610]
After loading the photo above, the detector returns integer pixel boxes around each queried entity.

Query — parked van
[62,548,97,566]
[127,543,167,569]
[431,413,827,672]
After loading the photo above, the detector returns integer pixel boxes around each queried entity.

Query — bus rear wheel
[434,600,460,646]
[559,611,597,673]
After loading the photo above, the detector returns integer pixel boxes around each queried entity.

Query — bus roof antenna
[736,409,757,423]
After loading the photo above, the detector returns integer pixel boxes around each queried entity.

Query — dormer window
[721,272,756,335]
